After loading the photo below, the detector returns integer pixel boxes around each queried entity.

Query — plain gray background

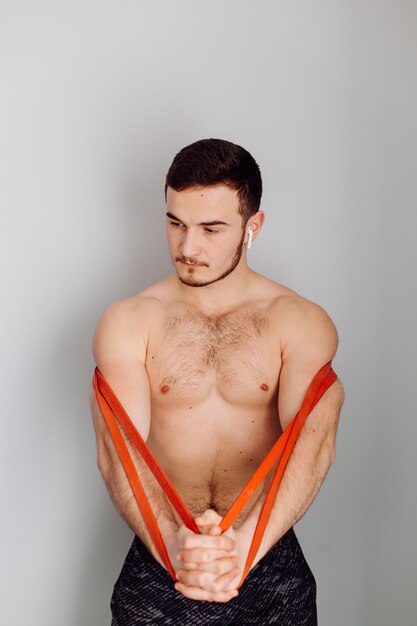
[1,1,416,625]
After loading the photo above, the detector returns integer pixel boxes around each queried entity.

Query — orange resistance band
[93,360,337,588]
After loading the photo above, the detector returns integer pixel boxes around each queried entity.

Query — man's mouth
[179,260,205,267]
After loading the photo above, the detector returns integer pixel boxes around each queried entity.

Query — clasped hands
[167,509,244,603]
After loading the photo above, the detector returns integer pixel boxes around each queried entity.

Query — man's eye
[205,228,218,234]
[170,222,182,228]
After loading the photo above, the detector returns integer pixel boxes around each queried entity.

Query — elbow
[97,453,107,477]
[321,436,337,471]
[96,440,112,479]
[329,445,336,467]
[97,453,113,492]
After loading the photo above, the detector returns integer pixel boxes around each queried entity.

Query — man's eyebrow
[166,212,231,227]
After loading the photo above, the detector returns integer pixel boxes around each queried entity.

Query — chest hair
[156,308,270,390]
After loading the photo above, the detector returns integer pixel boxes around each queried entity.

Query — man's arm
[236,297,345,568]
[90,299,241,601]
[89,299,180,566]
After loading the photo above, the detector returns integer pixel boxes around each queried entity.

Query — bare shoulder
[271,287,344,416]
[92,289,166,365]
[270,288,339,359]
[270,287,344,428]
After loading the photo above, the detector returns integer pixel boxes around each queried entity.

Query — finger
[206,525,222,536]
[194,509,223,527]
[194,522,223,536]
[180,555,239,576]
[178,547,234,566]
[182,534,236,552]
[204,567,241,593]
[177,556,238,572]
[176,569,217,587]
[174,582,239,603]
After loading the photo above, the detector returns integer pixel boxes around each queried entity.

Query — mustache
[176,258,208,267]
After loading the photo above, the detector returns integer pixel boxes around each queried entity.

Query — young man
[90,138,344,625]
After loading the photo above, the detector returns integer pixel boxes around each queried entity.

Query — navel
[260,383,269,391]
[160,384,170,394]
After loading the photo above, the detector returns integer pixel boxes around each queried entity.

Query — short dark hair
[165,138,262,224]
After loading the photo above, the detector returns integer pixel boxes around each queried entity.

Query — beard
[174,228,246,288]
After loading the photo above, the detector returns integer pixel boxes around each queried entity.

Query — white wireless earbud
[247,226,253,249]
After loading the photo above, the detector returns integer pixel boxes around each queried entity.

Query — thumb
[194,508,223,534]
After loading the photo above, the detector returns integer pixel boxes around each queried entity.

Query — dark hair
[165,138,262,224]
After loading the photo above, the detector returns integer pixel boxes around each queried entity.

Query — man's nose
[180,230,201,259]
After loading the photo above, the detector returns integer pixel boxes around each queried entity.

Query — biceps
[277,353,342,431]
[91,359,152,440]
[298,379,344,445]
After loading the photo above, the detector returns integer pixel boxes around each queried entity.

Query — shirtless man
[90,138,344,625]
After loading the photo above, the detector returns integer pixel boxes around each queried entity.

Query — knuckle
[211,581,222,593]
[183,550,196,562]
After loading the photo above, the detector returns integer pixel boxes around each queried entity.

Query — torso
[129,274,301,525]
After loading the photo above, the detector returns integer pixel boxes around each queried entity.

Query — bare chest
[146,307,281,405]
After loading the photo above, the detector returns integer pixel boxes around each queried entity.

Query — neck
[175,259,255,315]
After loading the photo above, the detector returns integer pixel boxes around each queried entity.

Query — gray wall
[1,1,416,625]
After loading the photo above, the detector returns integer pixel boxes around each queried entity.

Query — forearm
[258,437,334,565]
[237,403,340,569]
[97,431,179,568]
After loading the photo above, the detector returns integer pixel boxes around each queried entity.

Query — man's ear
[246,210,265,240]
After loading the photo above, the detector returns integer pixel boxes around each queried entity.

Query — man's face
[165,185,246,288]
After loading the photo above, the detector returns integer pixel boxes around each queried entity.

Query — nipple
[260,383,269,391]
[160,384,170,394]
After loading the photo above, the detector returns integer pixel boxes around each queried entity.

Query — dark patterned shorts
[110,527,317,625]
